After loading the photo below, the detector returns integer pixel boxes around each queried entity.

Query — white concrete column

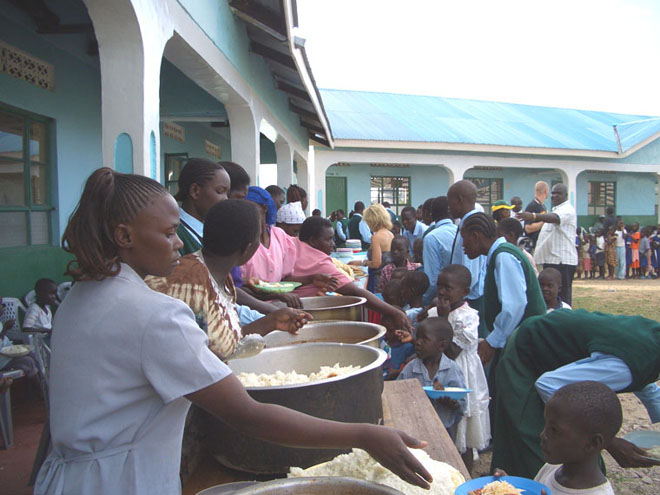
[275,137,294,187]
[83,0,172,178]
[557,167,581,208]
[226,103,260,184]
[444,163,471,185]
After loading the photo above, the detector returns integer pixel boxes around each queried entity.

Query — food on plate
[0,344,31,357]
[236,363,360,387]
[468,479,525,495]
[288,447,464,495]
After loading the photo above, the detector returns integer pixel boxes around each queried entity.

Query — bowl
[264,321,386,348]
[623,430,660,460]
[455,476,551,495]
[422,386,472,400]
[300,295,367,322]
[200,343,387,473]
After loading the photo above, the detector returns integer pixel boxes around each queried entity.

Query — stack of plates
[346,239,362,252]
[336,248,354,259]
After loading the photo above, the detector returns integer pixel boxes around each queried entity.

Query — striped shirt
[533,200,578,266]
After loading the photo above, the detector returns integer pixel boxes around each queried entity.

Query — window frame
[0,102,55,247]
[163,152,189,197]
[369,175,411,216]
[467,177,503,211]
[587,181,616,216]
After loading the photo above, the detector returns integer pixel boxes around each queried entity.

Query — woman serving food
[34,169,432,495]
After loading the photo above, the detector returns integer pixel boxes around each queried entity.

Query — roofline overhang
[282,0,334,149]
[328,131,660,159]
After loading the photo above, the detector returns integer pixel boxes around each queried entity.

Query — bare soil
[473,278,660,494]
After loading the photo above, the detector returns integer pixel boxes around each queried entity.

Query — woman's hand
[359,425,432,489]
[277,292,303,308]
[311,273,339,293]
[607,437,660,468]
[266,308,313,334]
[393,308,413,334]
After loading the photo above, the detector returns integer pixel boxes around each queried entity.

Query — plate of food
[0,344,33,358]
[423,385,472,400]
[455,476,551,495]
[623,430,660,461]
[253,281,302,294]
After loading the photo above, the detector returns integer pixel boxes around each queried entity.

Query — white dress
[429,302,491,452]
[34,264,231,495]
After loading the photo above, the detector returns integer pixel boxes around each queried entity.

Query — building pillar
[444,163,470,185]
[83,0,171,178]
[557,167,580,208]
[226,104,260,185]
[275,137,294,188]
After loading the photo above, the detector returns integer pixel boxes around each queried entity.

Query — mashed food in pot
[288,447,464,495]
[237,363,360,387]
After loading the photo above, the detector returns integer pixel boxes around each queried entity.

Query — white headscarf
[277,201,306,224]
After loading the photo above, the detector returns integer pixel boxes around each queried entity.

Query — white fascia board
[283,0,334,149]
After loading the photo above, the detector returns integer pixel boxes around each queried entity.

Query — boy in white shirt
[23,278,58,333]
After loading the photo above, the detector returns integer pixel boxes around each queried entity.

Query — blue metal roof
[319,89,660,153]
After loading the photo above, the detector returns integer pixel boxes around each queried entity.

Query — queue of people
[9,159,658,495]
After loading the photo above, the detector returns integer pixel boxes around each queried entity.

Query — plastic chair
[0,369,25,449]
[23,289,36,307]
[57,282,72,302]
[1,297,27,343]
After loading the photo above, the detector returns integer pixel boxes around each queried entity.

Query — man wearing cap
[276,201,306,237]
[491,200,515,223]
[519,184,577,305]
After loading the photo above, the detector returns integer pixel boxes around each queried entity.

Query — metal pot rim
[300,296,367,310]
[229,343,387,391]
[232,476,405,495]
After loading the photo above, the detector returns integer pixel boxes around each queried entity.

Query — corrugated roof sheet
[319,89,660,153]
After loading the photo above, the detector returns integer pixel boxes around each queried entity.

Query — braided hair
[287,184,308,204]
[63,168,168,281]
[174,158,224,201]
[460,212,497,239]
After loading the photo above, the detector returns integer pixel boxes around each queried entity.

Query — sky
[296,0,660,116]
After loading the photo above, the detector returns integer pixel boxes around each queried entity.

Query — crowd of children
[576,220,660,280]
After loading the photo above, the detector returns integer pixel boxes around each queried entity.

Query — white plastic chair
[23,289,36,307]
[1,297,27,343]
[57,281,72,302]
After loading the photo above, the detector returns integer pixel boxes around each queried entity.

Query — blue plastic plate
[623,430,660,460]
[455,475,551,495]
[422,385,471,399]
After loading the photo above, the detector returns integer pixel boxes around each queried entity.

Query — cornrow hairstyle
[550,381,623,443]
[460,212,497,239]
[203,200,260,256]
[431,196,450,221]
[439,264,471,289]
[221,161,250,191]
[287,184,308,203]
[497,217,523,239]
[63,168,168,281]
[174,158,224,201]
[299,216,332,243]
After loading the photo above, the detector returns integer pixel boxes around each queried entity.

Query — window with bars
[467,178,503,211]
[0,106,53,247]
[587,181,615,216]
[370,176,410,215]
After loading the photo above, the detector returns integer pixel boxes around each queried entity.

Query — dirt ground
[473,278,660,494]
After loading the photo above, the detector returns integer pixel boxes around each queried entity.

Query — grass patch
[572,283,660,321]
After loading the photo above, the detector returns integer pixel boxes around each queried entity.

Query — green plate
[254,281,302,293]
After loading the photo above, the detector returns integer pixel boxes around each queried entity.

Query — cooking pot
[300,296,366,321]
[197,478,404,495]
[200,343,386,473]
[264,321,385,348]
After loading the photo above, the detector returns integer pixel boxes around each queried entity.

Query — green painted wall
[0,246,74,299]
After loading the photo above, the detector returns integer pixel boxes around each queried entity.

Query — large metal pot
[197,478,404,495]
[300,296,366,321]
[200,344,386,474]
[264,321,386,348]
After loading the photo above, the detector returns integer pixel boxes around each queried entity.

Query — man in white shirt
[519,184,578,305]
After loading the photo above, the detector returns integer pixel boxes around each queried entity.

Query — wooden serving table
[182,378,469,494]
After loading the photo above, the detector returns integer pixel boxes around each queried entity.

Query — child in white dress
[428,264,490,472]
